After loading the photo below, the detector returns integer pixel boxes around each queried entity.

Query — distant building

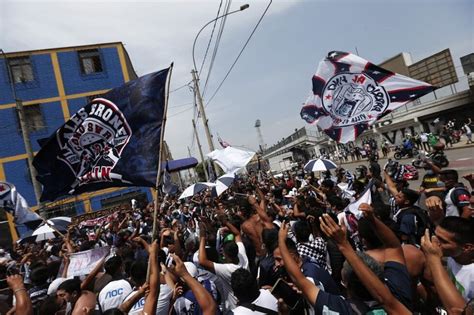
[0,42,154,242]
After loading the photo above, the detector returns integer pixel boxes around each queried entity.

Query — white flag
[0,181,41,224]
[344,180,373,219]
[207,147,255,174]
[301,51,435,143]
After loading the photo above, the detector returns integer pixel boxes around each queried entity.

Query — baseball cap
[183,262,198,278]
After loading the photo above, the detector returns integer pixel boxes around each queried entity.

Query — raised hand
[420,229,442,260]
[278,221,290,242]
[168,254,188,278]
[358,203,375,220]
[319,214,348,248]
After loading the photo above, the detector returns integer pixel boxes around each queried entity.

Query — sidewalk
[336,141,474,165]
[443,141,474,151]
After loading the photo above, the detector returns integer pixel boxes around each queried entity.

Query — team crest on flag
[34,67,172,201]
[58,98,132,187]
[301,51,436,143]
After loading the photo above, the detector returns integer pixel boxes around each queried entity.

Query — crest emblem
[322,73,389,127]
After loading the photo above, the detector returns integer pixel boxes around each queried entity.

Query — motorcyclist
[402,135,414,157]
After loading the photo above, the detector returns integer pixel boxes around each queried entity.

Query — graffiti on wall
[381,125,418,144]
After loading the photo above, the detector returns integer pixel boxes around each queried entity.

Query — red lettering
[352,75,366,84]
[95,125,103,134]
[100,167,111,181]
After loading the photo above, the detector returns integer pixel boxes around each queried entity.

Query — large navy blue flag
[33,68,171,201]
[300,51,436,143]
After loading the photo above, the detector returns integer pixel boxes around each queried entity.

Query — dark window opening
[78,49,103,75]
[8,57,34,83]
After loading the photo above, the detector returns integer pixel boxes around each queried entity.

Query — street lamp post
[191,4,249,153]
[0,49,43,204]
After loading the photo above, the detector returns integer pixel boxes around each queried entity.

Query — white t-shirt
[124,284,173,315]
[98,279,133,311]
[230,289,278,314]
[447,257,474,302]
[463,124,472,134]
[213,241,249,311]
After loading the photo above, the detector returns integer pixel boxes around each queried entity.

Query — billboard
[460,53,474,75]
[408,49,458,88]
[379,52,412,76]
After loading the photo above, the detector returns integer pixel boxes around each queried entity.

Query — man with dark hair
[439,169,471,218]
[198,218,248,311]
[257,228,279,287]
[392,188,430,245]
[230,268,278,314]
[57,278,82,314]
[435,217,474,302]
[98,256,133,312]
[293,221,327,269]
[273,238,340,297]
[94,256,123,293]
[27,265,50,311]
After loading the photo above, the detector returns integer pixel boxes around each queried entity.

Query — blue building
[0,42,153,242]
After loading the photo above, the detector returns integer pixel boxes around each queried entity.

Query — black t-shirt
[258,254,278,287]
[383,261,412,310]
[302,258,340,295]
[313,290,353,314]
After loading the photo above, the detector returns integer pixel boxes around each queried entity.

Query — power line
[169,102,193,108]
[202,0,232,96]
[168,105,194,118]
[198,0,224,75]
[170,82,192,93]
[206,0,273,106]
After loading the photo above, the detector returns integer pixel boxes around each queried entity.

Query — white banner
[66,246,110,277]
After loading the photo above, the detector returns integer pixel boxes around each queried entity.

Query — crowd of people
[0,149,473,315]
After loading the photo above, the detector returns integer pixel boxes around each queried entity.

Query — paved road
[335,146,474,188]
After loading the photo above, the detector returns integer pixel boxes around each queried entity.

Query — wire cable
[198,0,224,75]
[206,0,272,106]
[202,0,232,96]
[170,81,192,93]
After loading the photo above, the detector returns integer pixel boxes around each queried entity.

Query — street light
[190,3,249,156]
[192,4,250,74]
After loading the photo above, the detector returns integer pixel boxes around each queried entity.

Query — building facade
[0,42,153,242]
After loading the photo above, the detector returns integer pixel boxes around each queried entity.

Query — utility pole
[187,146,195,183]
[192,119,209,182]
[1,49,42,204]
[191,69,215,152]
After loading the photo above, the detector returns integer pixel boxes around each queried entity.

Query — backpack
[448,186,471,216]
[396,206,431,245]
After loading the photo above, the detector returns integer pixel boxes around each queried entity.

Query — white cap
[98,279,133,311]
[183,262,198,278]
[47,277,67,295]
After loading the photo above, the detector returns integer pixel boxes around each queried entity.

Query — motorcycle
[393,146,419,160]
[451,130,462,143]
[412,145,449,168]
[402,165,419,180]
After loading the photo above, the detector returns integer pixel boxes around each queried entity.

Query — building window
[20,104,46,132]
[8,57,34,83]
[78,49,103,75]
[40,202,77,219]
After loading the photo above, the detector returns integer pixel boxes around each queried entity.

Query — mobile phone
[271,278,302,310]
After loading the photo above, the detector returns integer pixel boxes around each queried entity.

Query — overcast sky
[1,0,473,159]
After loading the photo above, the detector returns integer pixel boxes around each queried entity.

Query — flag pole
[152,63,174,241]
[35,205,66,238]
